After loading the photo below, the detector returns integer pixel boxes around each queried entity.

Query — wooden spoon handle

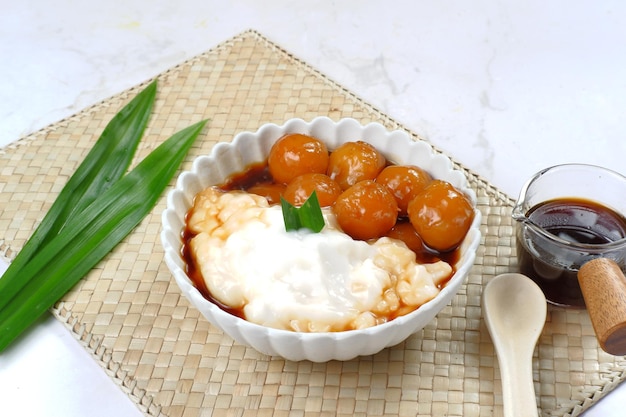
[578,258,626,355]
[498,351,539,417]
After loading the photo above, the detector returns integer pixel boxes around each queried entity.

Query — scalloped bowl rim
[161,116,481,362]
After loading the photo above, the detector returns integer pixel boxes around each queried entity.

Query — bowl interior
[161,116,481,362]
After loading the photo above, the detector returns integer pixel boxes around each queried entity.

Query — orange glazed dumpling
[327,141,386,190]
[283,173,342,207]
[376,165,432,215]
[267,133,329,184]
[332,180,398,241]
[407,180,475,252]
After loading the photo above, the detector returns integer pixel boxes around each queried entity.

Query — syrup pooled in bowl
[516,197,626,308]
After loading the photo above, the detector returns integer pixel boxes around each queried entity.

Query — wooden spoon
[482,273,547,417]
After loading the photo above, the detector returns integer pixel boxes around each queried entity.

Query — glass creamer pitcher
[512,164,626,308]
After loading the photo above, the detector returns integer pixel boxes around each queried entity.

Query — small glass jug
[512,164,626,308]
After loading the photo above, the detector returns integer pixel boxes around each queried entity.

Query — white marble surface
[1,1,625,416]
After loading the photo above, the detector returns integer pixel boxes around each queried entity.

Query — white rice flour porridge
[187,187,452,332]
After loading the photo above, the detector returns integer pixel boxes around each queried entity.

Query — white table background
[1,1,625,416]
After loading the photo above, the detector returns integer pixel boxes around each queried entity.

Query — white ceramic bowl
[161,117,481,362]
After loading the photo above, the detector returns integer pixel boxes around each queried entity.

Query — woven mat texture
[1,30,625,417]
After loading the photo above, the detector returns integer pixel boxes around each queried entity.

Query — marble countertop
[1,1,625,416]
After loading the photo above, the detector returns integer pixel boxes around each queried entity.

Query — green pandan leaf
[0,81,207,352]
[0,80,157,315]
[281,191,325,233]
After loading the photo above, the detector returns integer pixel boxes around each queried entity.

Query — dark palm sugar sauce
[182,162,461,322]
[517,197,626,307]
[220,163,272,191]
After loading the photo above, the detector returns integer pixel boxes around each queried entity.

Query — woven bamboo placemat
[1,29,625,417]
